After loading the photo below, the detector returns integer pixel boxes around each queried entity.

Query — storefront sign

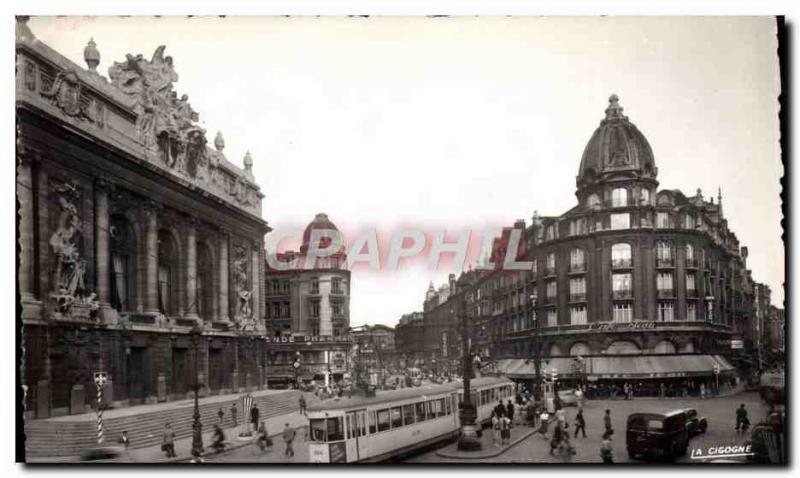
[589,321,657,332]
[264,335,351,344]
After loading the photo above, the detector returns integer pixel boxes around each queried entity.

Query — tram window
[346,415,353,439]
[310,419,327,442]
[429,399,445,418]
[368,412,376,434]
[415,401,427,421]
[445,398,451,415]
[328,417,345,441]
[390,407,403,428]
[403,404,416,425]
[377,409,390,432]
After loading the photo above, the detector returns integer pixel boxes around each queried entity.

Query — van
[626,410,688,461]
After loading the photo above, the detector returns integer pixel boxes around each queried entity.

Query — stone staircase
[24,389,301,458]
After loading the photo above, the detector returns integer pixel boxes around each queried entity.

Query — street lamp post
[293,351,301,389]
[189,324,204,459]
[530,295,542,400]
[457,297,481,451]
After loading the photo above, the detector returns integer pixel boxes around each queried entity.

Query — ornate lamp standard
[293,351,301,389]
[456,296,481,451]
[189,324,204,459]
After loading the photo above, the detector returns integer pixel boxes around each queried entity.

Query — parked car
[683,408,708,436]
[626,410,689,461]
[557,389,579,407]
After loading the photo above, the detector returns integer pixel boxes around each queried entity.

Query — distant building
[17,19,270,418]
[263,213,352,388]
[400,95,777,386]
[394,311,424,368]
[349,324,396,384]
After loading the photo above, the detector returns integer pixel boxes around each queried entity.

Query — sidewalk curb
[435,427,538,460]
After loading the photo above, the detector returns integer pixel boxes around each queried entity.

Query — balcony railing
[685,258,699,269]
[569,293,587,303]
[687,288,699,298]
[612,289,634,300]
[657,288,675,298]
[569,263,587,273]
[656,258,675,268]
[542,296,558,305]
[544,267,557,277]
[611,258,632,269]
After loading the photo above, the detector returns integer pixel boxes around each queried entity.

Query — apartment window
[546,252,556,274]
[656,241,673,264]
[272,303,280,318]
[569,277,586,301]
[282,280,291,294]
[686,274,696,293]
[547,309,558,327]
[686,302,697,321]
[332,301,343,317]
[312,326,320,336]
[657,272,674,292]
[613,303,633,323]
[570,248,585,271]
[332,277,342,294]
[311,277,320,294]
[311,301,320,318]
[531,259,538,276]
[610,213,630,230]
[570,305,587,325]
[684,214,694,229]
[658,302,674,322]
[612,243,632,268]
[612,273,632,299]
[569,219,585,237]
[611,188,628,207]
[546,281,557,299]
[656,212,671,228]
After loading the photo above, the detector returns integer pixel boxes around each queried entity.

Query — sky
[25,16,784,327]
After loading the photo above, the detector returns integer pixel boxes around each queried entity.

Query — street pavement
[405,391,770,464]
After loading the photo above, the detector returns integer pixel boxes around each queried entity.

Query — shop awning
[496,355,735,380]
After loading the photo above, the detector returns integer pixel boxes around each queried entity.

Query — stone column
[94,178,111,306]
[17,154,36,304]
[251,243,261,323]
[185,218,199,321]
[144,201,160,314]
[218,229,229,322]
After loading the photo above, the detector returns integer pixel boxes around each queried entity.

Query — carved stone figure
[232,245,252,326]
[108,46,211,181]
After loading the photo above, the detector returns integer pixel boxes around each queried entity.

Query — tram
[306,376,514,463]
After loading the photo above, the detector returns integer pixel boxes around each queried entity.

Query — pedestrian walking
[603,409,613,436]
[574,409,586,438]
[538,411,550,439]
[162,423,176,458]
[218,407,225,425]
[282,423,296,457]
[549,418,564,455]
[600,431,614,463]
[299,394,307,415]
[251,404,260,433]
[735,404,749,433]
[256,422,272,453]
[506,400,515,427]
[118,431,130,450]
[700,382,707,399]
[500,412,511,445]
[231,402,238,427]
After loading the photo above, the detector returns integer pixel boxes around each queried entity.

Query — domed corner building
[478,95,761,395]
[263,213,352,389]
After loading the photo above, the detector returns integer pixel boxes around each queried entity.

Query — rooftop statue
[108,46,209,180]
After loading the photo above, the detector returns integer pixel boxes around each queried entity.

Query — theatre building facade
[17,20,271,418]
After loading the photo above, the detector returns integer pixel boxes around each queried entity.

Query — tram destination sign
[589,321,657,332]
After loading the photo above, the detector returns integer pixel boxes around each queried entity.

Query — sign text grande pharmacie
[263,335,352,344]
[588,322,657,331]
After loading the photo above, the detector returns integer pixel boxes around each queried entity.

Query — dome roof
[577,95,656,183]
[300,213,344,254]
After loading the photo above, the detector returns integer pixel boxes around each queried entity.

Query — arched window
[569,342,591,357]
[548,344,563,357]
[611,188,628,207]
[606,340,640,355]
[640,188,651,205]
[656,241,673,266]
[685,243,695,261]
[196,242,214,320]
[611,243,632,268]
[653,340,677,354]
[109,214,136,312]
[684,213,694,229]
[158,230,179,316]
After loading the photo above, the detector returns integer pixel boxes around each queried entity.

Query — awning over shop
[496,355,735,380]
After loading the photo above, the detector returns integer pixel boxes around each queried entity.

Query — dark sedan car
[683,408,708,436]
